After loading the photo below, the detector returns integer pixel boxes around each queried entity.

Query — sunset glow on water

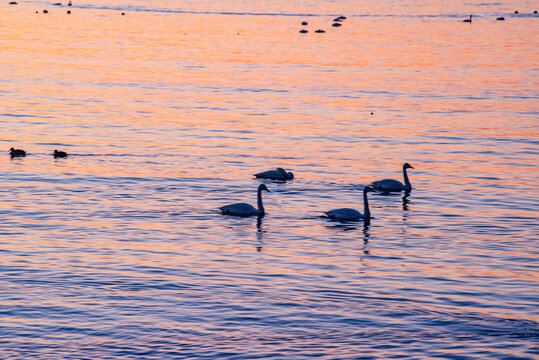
[1,0,538,358]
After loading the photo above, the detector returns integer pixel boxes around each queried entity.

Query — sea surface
[1,0,538,358]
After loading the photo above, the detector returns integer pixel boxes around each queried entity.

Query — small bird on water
[463,15,473,22]
[9,148,26,157]
[53,150,68,158]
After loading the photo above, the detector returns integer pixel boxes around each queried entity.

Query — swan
[9,147,26,157]
[53,150,68,158]
[254,167,293,180]
[325,186,374,221]
[220,184,271,217]
[463,15,473,22]
[370,163,414,193]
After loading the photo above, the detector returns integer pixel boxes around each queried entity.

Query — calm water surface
[1,0,538,358]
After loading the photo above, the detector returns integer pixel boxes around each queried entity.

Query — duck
[315,29,326,33]
[301,21,308,25]
[332,22,342,27]
[254,167,293,181]
[463,15,473,22]
[324,186,374,221]
[496,16,505,21]
[53,150,68,158]
[220,184,271,217]
[299,29,308,33]
[370,163,414,193]
[9,147,26,157]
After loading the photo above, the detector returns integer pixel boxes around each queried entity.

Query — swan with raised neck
[324,186,374,221]
[371,163,414,193]
[220,184,271,217]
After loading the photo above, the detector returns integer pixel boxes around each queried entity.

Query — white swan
[220,184,271,217]
[325,186,374,221]
[254,167,294,180]
[371,163,414,192]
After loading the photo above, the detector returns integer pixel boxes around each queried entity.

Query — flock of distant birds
[8,0,126,15]
[295,9,538,34]
[462,10,538,23]
[298,15,347,34]
[8,147,413,223]
[7,2,537,23]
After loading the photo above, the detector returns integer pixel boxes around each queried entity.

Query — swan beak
[410,165,414,169]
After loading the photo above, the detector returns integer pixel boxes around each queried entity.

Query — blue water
[1,0,538,358]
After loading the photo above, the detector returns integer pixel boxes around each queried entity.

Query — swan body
[371,163,414,193]
[254,167,293,180]
[9,147,26,157]
[220,184,270,217]
[53,150,68,158]
[325,186,373,221]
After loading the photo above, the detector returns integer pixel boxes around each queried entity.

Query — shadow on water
[402,191,411,212]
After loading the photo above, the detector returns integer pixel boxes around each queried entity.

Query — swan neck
[363,189,371,219]
[257,188,265,215]
[403,167,412,190]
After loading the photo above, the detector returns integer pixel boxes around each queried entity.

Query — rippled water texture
[1,0,538,358]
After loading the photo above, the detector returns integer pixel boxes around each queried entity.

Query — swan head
[403,163,414,170]
[364,186,374,193]
[9,147,14,152]
[258,184,271,192]
[286,171,294,179]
